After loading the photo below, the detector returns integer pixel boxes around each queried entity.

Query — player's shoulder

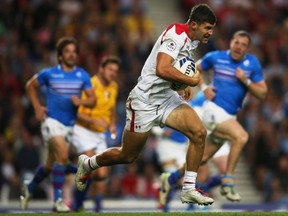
[38,65,57,74]
[74,67,91,78]
[110,80,118,89]
[245,53,259,62]
[75,66,89,74]
[91,75,98,82]
[163,23,188,39]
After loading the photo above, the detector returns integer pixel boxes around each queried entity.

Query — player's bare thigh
[48,136,69,164]
[212,118,246,142]
[120,129,150,162]
[165,103,203,136]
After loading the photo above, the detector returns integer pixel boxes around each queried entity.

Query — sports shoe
[159,173,171,206]
[53,198,70,213]
[181,188,214,205]
[20,180,31,210]
[75,154,91,192]
[220,175,241,202]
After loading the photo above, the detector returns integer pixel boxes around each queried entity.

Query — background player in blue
[198,30,267,201]
[159,30,268,205]
[20,37,96,212]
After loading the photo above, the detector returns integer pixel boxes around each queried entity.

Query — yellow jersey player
[72,55,121,212]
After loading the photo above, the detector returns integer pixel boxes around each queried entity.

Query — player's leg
[75,91,155,192]
[20,153,54,210]
[210,119,248,201]
[75,146,109,212]
[49,136,71,212]
[72,148,95,211]
[75,130,150,191]
[212,141,230,174]
[199,141,230,193]
[20,118,58,210]
[165,104,213,205]
[90,167,109,212]
[157,138,185,211]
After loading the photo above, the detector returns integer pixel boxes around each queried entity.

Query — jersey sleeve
[36,68,49,86]
[249,56,264,83]
[158,25,185,60]
[81,70,92,90]
[200,51,217,72]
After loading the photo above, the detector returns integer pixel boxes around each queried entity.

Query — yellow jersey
[77,75,118,132]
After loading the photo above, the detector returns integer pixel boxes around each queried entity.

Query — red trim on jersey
[161,23,189,44]
[183,181,195,185]
[129,98,135,132]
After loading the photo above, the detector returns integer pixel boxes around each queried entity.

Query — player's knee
[119,152,138,164]
[236,130,249,146]
[188,125,207,145]
[57,152,69,164]
[118,146,141,164]
[123,155,138,164]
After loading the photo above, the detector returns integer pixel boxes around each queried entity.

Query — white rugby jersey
[134,23,199,104]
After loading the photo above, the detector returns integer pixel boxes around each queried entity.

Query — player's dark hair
[56,37,79,63]
[232,30,252,45]
[100,55,121,68]
[187,4,217,25]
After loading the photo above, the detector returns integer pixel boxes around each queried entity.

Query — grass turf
[1,212,288,216]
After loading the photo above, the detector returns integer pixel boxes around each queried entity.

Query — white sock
[182,170,197,191]
[84,155,100,171]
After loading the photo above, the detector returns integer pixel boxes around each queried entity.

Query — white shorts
[202,100,236,133]
[156,138,187,167]
[41,117,73,145]
[72,125,107,155]
[193,106,204,119]
[213,141,230,158]
[125,89,187,133]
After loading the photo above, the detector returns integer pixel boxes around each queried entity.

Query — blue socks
[72,179,91,211]
[28,165,50,193]
[94,195,103,212]
[197,175,221,192]
[65,163,78,174]
[52,163,66,202]
[168,170,182,186]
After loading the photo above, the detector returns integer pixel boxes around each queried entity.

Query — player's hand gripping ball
[171,57,196,91]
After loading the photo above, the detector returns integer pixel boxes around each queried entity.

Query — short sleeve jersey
[134,23,199,104]
[77,75,118,132]
[200,50,264,114]
[37,65,92,126]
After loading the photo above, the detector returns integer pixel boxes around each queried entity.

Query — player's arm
[178,87,194,102]
[25,75,47,121]
[235,67,267,100]
[196,60,216,100]
[77,112,108,128]
[71,88,96,108]
[156,52,199,87]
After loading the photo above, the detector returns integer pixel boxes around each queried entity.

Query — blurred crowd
[0,0,288,207]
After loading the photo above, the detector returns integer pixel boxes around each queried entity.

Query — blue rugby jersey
[189,91,206,107]
[200,50,264,114]
[37,65,92,126]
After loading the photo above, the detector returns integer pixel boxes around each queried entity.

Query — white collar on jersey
[190,40,200,49]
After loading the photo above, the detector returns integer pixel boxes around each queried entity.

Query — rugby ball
[171,57,196,91]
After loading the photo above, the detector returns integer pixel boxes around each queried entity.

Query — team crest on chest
[105,91,110,100]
